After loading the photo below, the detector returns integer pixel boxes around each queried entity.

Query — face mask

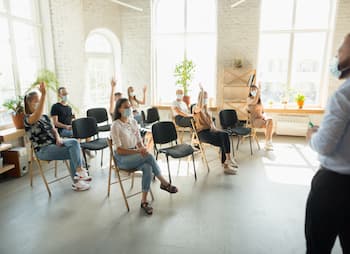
[122,107,132,118]
[61,95,68,102]
[130,92,135,97]
[203,98,208,105]
[330,56,342,79]
[251,91,257,97]
[176,94,183,100]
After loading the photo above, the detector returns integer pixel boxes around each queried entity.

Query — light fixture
[110,0,143,12]
[231,0,247,8]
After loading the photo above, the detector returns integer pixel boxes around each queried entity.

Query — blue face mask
[330,56,342,79]
[122,107,132,118]
[61,95,68,102]
[203,98,208,105]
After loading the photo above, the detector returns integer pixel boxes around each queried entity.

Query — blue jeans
[60,129,73,138]
[114,152,161,192]
[36,139,83,180]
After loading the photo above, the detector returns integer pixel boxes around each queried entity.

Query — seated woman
[127,85,147,125]
[111,98,178,215]
[24,82,91,191]
[193,88,238,175]
[246,83,274,150]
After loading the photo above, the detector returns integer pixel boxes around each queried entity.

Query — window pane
[295,0,331,29]
[186,34,216,100]
[187,0,216,33]
[260,0,294,30]
[13,21,42,94]
[10,0,36,20]
[156,0,185,34]
[258,34,291,103]
[290,33,327,105]
[0,0,6,12]
[85,33,112,53]
[0,17,16,107]
[156,36,184,103]
[85,56,114,110]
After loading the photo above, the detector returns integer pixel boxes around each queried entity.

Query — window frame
[0,0,45,127]
[151,0,218,105]
[257,0,337,108]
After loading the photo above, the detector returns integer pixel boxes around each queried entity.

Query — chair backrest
[72,117,98,139]
[146,107,160,123]
[152,121,177,145]
[190,103,196,114]
[87,108,109,124]
[219,109,239,129]
[141,110,146,123]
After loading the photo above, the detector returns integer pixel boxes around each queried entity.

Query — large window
[257,0,336,106]
[85,30,120,112]
[0,0,43,124]
[153,0,217,104]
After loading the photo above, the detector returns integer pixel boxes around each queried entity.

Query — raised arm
[137,85,147,105]
[27,82,46,125]
[109,77,117,115]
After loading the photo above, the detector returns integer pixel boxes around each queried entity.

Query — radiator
[275,114,309,137]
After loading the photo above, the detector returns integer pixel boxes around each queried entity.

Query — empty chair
[72,117,108,171]
[219,109,257,155]
[141,107,160,128]
[87,107,110,132]
[152,121,196,183]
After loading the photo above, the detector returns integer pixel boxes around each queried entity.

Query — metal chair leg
[82,149,89,172]
[249,136,253,155]
[54,161,58,178]
[236,136,241,150]
[166,155,172,184]
[101,149,104,167]
[191,154,197,180]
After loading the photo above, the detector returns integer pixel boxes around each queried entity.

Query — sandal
[160,183,178,194]
[140,202,153,215]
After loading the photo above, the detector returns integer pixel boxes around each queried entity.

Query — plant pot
[183,95,191,106]
[297,101,304,109]
[12,112,25,129]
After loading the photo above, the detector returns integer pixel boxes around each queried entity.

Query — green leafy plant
[2,96,24,115]
[174,58,195,96]
[29,69,59,92]
[295,93,305,102]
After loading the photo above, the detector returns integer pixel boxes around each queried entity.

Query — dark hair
[113,98,129,121]
[114,92,122,97]
[57,87,66,95]
[24,91,38,114]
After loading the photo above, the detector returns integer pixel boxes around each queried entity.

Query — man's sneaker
[229,158,239,168]
[223,163,238,175]
[74,169,92,182]
[72,180,90,191]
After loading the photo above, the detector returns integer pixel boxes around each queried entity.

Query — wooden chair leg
[116,171,130,212]
[255,135,261,150]
[36,160,52,197]
[199,143,210,172]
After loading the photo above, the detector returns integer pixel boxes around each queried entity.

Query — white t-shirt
[172,100,189,116]
[111,119,142,151]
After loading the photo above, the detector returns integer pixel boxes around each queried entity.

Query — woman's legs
[36,138,84,180]
[265,119,274,142]
[198,130,231,163]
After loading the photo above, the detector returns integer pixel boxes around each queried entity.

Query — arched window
[153,0,217,104]
[85,29,121,111]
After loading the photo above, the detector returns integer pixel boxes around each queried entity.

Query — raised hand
[111,77,117,87]
[39,82,46,95]
[143,85,147,93]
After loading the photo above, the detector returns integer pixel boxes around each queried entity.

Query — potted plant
[29,69,59,93]
[295,93,306,109]
[2,96,25,129]
[174,58,195,106]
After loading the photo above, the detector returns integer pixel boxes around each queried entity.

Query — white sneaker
[72,180,90,191]
[264,142,274,151]
[74,169,92,182]
[229,158,239,168]
[223,163,238,175]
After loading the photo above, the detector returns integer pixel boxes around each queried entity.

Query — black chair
[87,108,110,132]
[72,117,108,171]
[141,107,160,128]
[219,109,254,155]
[152,121,196,184]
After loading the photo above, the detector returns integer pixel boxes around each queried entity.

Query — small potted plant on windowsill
[2,96,25,129]
[174,58,195,106]
[295,93,306,109]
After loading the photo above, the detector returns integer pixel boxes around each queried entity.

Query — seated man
[172,89,192,128]
[51,87,74,138]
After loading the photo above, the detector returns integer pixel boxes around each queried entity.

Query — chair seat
[81,138,108,151]
[98,125,111,132]
[225,127,251,136]
[159,144,194,158]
